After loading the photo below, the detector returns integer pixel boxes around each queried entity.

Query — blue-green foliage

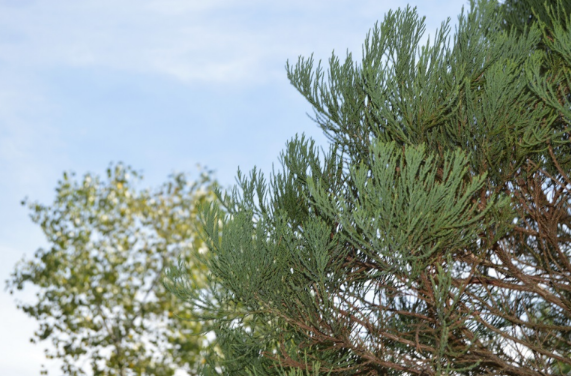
[166,1,571,374]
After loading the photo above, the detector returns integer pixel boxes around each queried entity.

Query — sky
[0,0,467,374]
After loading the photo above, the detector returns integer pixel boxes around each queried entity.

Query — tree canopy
[7,164,217,376]
[167,0,571,375]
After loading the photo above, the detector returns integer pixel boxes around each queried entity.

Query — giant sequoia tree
[167,0,571,374]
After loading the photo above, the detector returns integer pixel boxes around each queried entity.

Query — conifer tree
[167,0,571,374]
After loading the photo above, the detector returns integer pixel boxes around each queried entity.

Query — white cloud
[143,0,239,15]
[0,0,463,85]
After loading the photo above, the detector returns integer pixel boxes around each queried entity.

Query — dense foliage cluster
[8,164,216,376]
[167,0,571,375]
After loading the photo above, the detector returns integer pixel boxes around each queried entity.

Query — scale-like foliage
[168,0,571,374]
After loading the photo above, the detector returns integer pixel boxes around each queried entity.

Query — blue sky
[0,0,466,374]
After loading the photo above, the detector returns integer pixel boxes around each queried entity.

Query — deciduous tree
[8,164,216,376]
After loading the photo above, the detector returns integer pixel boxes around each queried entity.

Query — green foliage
[7,164,217,376]
[500,0,571,36]
[169,0,571,375]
